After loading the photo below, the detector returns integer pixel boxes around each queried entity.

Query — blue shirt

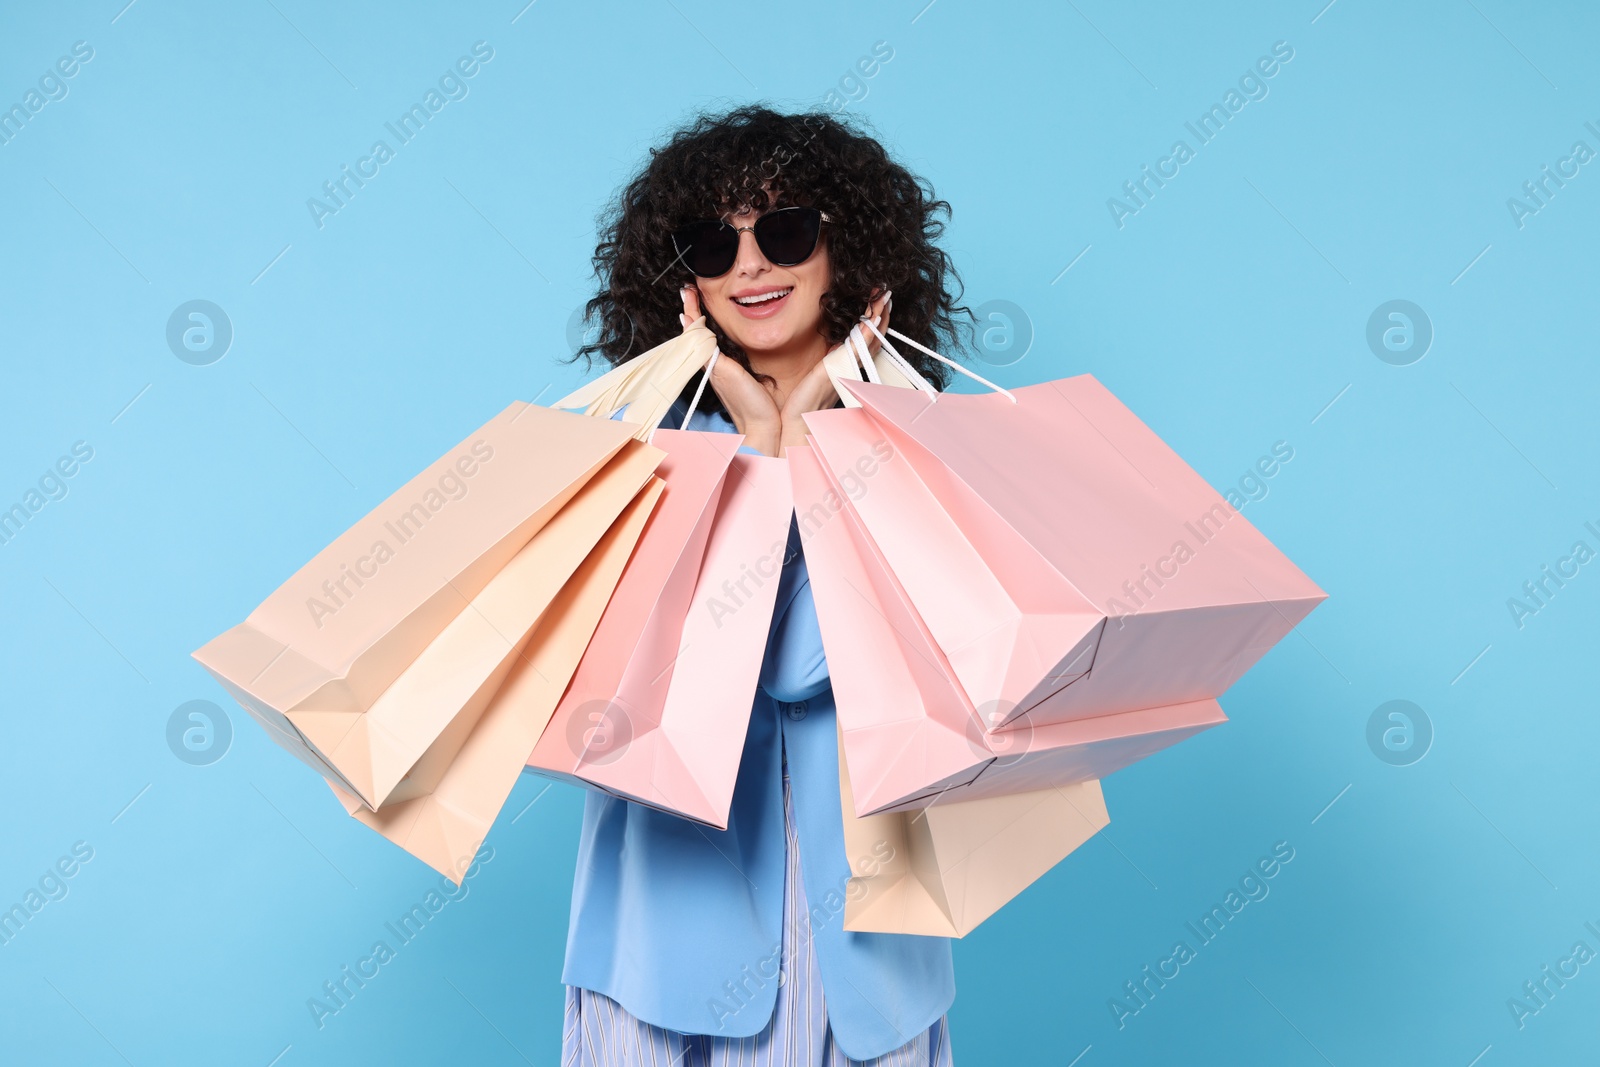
[545,402,955,1060]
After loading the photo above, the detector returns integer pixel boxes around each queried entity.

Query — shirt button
[785,700,808,721]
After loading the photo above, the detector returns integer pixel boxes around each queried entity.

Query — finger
[865,292,892,343]
[709,351,756,386]
[680,286,703,324]
[868,288,892,323]
[704,360,742,410]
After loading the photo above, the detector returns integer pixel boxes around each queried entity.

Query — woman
[560,104,971,1066]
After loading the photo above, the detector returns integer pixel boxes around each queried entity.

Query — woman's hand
[681,287,781,456]
[777,290,892,455]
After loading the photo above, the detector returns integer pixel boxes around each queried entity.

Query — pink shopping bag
[582,454,792,826]
[792,443,1224,817]
[804,374,1325,731]
[527,434,792,828]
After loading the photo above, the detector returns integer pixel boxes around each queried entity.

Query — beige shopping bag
[193,401,648,807]
[344,440,661,809]
[837,718,1109,938]
[327,476,665,882]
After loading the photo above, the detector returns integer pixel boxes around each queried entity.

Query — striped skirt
[561,762,954,1067]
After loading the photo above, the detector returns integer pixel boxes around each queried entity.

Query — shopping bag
[836,716,1109,938]
[332,439,661,809]
[619,453,791,826]
[802,402,1099,727]
[804,362,1326,730]
[192,401,646,807]
[523,316,887,825]
[535,453,792,827]
[311,318,728,871]
[525,429,751,823]
[326,476,665,882]
[792,443,1224,816]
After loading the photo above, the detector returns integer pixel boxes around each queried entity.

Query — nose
[732,227,771,277]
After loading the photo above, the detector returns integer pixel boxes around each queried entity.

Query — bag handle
[557,292,1015,438]
[859,318,932,394]
[552,316,720,440]
[825,295,920,408]
[868,319,1018,403]
[678,345,721,431]
[825,293,1018,406]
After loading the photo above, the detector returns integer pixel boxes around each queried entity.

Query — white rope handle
[856,293,891,385]
[677,347,721,431]
[849,324,883,384]
[859,316,938,397]
[668,297,718,437]
[884,327,1018,403]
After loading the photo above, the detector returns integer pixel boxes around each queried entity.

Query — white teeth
[734,288,792,306]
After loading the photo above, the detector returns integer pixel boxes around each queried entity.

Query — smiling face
[691,202,832,359]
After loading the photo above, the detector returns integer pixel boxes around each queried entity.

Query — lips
[730,286,793,319]
[733,286,793,306]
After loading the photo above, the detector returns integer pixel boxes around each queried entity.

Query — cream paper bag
[837,717,1109,938]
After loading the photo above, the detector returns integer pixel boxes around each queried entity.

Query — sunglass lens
[673,221,738,277]
[756,208,822,265]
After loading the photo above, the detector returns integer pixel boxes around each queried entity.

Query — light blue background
[2,0,1595,1063]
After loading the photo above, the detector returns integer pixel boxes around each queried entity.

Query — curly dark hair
[574,104,972,408]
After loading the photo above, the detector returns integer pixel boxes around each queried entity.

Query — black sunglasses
[671,206,832,278]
